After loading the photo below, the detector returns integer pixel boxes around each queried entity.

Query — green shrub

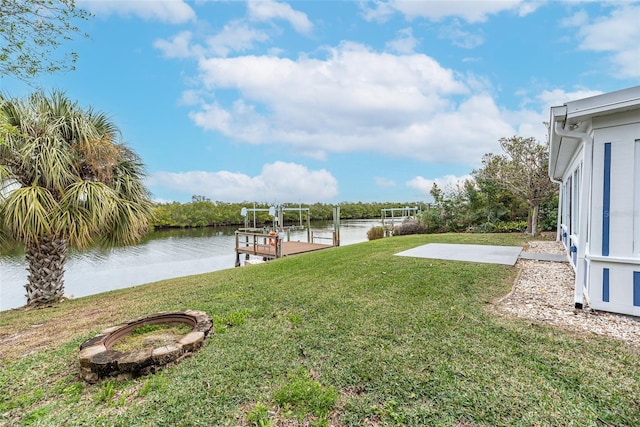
[493,221,527,233]
[367,226,385,240]
[393,219,426,236]
[475,222,496,233]
[418,209,442,233]
[539,194,559,231]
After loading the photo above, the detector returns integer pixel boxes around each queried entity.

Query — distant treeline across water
[152,200,425,229]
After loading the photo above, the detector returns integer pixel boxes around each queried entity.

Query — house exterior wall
[586,114,640,316]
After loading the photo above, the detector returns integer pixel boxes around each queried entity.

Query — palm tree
[0,90,153,307]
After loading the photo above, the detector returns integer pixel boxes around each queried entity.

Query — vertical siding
[602,268,610,302]
[635,140,640,255]
[590,263,640,316]
[602,143,611,256]
[591,124,638,258]
[635,271,640,307]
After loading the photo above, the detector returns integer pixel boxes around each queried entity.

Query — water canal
[0,220,381,311]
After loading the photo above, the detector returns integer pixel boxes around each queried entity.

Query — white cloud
[178,90,203,107]
[362,0,535,24]
[204,21,270,57]
[81,0,196,24]
[503,108,546,141]
[516,1,544,17]
[537,88,604,109]
[560,10,589,28]
[386,27,419,54]
[154,31,200,59]
[154,22,270,59]
[438,21,484,49]
[502,87,604,142]
[147,162,338,203]
[575,5,639,51]
[406,174,473,200]
[248,0,313,34]
[612,48,640,79]
[189,99,269,143]
[188,42,520,165]
[567,4,640,78]
[359,0,396,22]
[153,1,311,60]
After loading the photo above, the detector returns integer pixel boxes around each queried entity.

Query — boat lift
[240,204,311,237]
[236,205,341,266]
[381,206,421,227]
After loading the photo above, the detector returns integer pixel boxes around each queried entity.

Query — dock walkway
[235,231,334,267]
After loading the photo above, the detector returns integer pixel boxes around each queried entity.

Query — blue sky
[1,0,639,204]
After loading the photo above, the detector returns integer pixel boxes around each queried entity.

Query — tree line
[152,200,426,228]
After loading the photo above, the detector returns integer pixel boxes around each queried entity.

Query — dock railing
[235,231,282,267]
[310,229,338,247]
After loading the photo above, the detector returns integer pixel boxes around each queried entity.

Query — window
[571,165,581,236]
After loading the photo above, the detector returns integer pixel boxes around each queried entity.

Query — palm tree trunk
[24,236,68,306]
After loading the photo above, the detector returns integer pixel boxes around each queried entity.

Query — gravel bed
[495,240,640,347]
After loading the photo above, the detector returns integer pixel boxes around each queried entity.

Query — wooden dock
[235,230,334,267]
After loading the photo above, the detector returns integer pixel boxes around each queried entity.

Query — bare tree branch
[0,0,90,82]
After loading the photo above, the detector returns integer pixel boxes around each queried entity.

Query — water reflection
[0,220,380,311]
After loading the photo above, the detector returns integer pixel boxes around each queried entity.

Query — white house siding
[635,139,640,255]
[589,120,639,257]
[585,115,640,316]
[588,262,640,316]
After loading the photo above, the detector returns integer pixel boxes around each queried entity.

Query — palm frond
[100,199,151,247]
[0,90,153,249]
[57,180,118,248]
[0,185,58,244]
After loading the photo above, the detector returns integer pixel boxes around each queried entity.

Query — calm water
[0,220,379,311]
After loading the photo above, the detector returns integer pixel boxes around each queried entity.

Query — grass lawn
[1,233,639,426]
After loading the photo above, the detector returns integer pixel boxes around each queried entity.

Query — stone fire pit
[79,310,212,383]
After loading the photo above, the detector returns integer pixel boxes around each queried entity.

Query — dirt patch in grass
[0,300,140,361]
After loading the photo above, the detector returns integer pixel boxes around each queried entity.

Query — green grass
[273,369,338,424]
[111,324,193,352]
[1,233,639,426]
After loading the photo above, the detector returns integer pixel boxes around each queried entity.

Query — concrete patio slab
[394,243,523,266]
